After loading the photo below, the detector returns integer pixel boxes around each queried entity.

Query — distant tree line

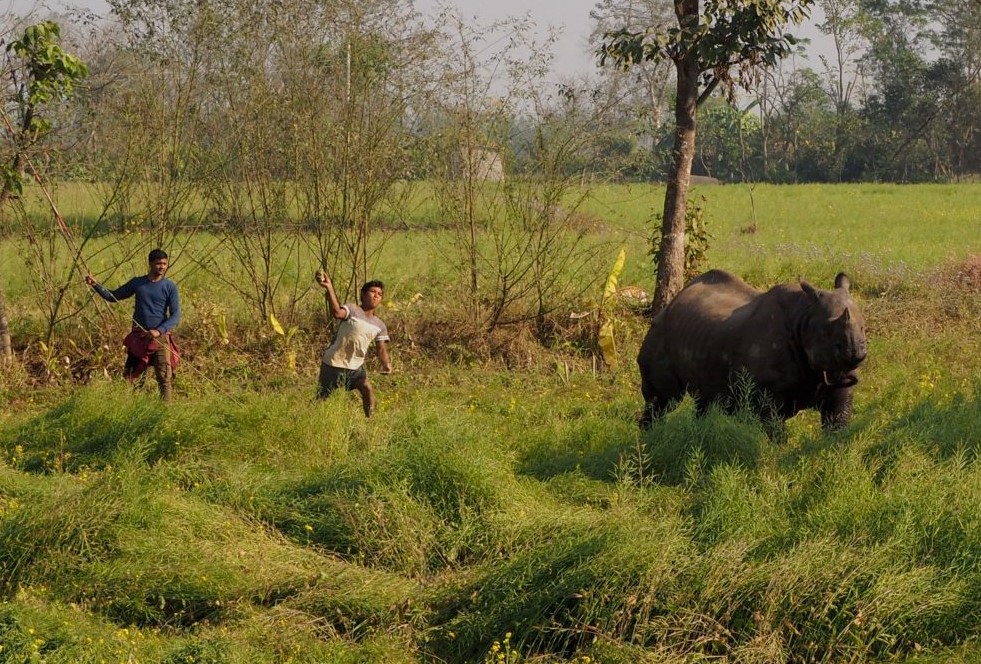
[586,0,980,183]
[3,0,978,198]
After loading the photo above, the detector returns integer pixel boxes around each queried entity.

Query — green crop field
[1,182,980,663]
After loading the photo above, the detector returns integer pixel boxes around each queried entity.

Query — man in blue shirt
[85,248,181,400]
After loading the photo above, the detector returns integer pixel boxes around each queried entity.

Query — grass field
[7,180,981,291]
[1,182,980,662]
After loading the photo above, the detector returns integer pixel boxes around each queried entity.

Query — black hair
[148,248,168,263]
[361,280,384,294]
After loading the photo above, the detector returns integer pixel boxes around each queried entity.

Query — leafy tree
[589,0,674,141]
[925,0,981,178]
[600,0,813,314]
[850,1,959,178]
[0,20,87,363]
[812,0,872,179]
[928,0,980,78]
[816,0,870,113]
[695,100,764,181]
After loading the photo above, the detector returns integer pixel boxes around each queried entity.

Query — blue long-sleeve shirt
[94,276,181,333]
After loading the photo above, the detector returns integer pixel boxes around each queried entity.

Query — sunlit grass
[1,182,980,661]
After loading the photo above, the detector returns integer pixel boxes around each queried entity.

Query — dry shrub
[0,357,34,397]
[862,255,981,336]
[933,254,981,322]
[400,313,554,369]
[565,209,612,235]
[388,292,655,372]
[947,253,981,292]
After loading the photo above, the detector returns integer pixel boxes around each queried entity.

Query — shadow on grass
[783,386,981,484]
[424,527,617,663]
[864,390,981,467]
[515,398,766,488]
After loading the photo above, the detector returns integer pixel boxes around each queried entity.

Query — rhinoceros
[637,270,867,431]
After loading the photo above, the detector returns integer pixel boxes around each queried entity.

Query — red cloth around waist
[122,330,180,380]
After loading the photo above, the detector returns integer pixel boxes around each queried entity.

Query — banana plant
[598,248,626,368]
[268,313,299,371]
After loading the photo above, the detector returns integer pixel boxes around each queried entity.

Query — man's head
[147,248,169,280]
[360,280,384,311]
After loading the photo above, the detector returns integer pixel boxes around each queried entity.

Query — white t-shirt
[321,304,389,370]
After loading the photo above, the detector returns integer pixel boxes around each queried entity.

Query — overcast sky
[418,0,600,78]
[6,0,832,80]
[414,0,834,79]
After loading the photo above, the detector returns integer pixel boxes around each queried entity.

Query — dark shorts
[317,363,367,398]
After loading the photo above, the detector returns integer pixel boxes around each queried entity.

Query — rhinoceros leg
[639,376,671,429]
[637,321,680,429]
[820,387,854,431]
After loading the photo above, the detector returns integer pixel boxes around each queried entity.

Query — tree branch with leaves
[1,20,88,363]
[599,0,813,314]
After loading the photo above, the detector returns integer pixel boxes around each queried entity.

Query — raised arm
[316,270,347,320]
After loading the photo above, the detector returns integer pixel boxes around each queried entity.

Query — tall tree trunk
[0,268,11,364]
[651,52,699,315]
[1,112,26,366]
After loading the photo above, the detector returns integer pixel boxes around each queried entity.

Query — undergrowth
[0,257,979,662]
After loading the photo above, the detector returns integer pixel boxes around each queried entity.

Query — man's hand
[84,273,98,286]
[148,329,161,339]
[380,364,393,375]
[316,270,331,288]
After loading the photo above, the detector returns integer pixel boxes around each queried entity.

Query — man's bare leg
[355,379,376,417]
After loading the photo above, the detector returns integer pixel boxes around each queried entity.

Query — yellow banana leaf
[598,320,617,368]
[603,248,626,303]
[269,313,285,336]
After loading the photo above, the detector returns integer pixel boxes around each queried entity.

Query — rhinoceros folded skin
[637,269,867,431]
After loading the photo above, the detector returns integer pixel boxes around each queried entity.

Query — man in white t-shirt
[315,271,392,417]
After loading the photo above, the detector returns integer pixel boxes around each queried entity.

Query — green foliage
[1,21,88,199]
[0,346,980,660]
[600,0,814,97]
[6,22,88,108]
[425,506,693,662]
[650,194,712,280]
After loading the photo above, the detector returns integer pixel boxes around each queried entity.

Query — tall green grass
[6,181,980,302]
[2,339,980,662]
[1,183,980,662]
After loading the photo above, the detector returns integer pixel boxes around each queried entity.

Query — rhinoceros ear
[801,281,820,302]
[834,272,851,292]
